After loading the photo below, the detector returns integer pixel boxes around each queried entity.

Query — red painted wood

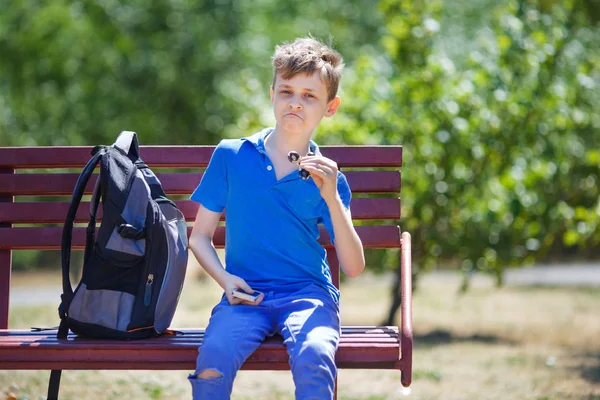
[0,335,400,345]
[0,144,412,386]
[0,326,398,336]
[334,377,338,400]
[0,226,401,250]
[0,146,402,169]
[0,359,400,370]
[0,327,400,370]
[0,198,400,223]
[0,167,12,329]
[0,252,9,330]
[327,249,340,289]
[0,171,400,196]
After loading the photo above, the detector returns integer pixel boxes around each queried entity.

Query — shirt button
[267,165,273,171]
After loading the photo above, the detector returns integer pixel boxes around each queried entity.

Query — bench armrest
[400,231,413,387]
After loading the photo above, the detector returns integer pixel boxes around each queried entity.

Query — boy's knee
[196,369,223,379]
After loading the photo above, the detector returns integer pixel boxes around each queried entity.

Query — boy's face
[270,72,340,137]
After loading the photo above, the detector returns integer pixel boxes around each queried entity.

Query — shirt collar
[241,128,272,154]
[242,127,321,156]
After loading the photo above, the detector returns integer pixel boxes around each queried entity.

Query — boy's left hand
[299,155,338,203]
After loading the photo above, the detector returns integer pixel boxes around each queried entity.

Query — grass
[2,267,600,400]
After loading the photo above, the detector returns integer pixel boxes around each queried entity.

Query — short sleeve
[321,171,352,244]
[190,141,229,212]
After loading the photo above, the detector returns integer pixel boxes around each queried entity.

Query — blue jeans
[188,284,340,400]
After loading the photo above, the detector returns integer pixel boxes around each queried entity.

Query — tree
[316,0,600,323]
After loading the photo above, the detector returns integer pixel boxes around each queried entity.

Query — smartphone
[231,289,263,302]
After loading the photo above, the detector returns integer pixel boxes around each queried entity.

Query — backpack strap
[47,368,63,400]
[81,174,102,270]
[60,146,106,316]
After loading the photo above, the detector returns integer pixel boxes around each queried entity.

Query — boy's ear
[325,96,341,117]
[270,86,274,103]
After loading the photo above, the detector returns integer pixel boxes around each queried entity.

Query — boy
[187,37,365,400]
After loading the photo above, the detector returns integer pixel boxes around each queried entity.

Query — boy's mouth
[285,112,302,119]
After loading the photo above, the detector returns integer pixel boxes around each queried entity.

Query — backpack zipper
[144,273,154,306]
[142,200,161,308]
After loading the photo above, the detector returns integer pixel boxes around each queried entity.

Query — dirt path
[9,263,600,307]
[427,262,600,286]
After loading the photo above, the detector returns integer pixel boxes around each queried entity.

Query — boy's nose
[288,101,302,110]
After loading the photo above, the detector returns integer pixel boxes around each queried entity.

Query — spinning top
[287,151,315,180]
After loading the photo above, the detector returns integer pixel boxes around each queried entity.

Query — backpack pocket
[68,282,135,332]
[82,249,144,293]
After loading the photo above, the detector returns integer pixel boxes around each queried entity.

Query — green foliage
[0,0,383,270]
[0,0,383,147]
[317,0,600,284]
[0,0,244,145]
[2,0,598,279]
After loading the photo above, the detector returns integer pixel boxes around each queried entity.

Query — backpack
[57,131,188,339]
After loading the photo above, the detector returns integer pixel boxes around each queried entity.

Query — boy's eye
[304,93,315,98]
[281,90,292,94]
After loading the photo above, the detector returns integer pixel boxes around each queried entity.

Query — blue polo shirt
[190,128,352,302]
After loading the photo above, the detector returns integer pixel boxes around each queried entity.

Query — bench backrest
[0,145,402,329]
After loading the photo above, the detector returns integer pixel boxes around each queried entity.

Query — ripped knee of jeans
[196,369,223,380]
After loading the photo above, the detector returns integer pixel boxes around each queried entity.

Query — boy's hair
[272,37,344,102]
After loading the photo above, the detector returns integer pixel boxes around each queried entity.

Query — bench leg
[0,167,13,330]
[334,376,337,400]
[0,250,10,329]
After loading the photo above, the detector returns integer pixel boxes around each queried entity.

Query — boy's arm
[324,196,365,278]
[189,204,261,305]
[300,156,365,278]
[188,205,229,287]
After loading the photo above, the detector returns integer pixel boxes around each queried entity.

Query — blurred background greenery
[1,0,599,296]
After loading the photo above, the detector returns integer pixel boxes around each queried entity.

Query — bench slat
[0,198,400,223]
[0,326,399,337]
[0,226,400,250]
[0,360,399,371]
[0,327,400,370]
[0,335,399,344]
[0,171,400,195]
[0,146,402,169]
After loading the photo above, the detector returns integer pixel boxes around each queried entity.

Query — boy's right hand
[222,273,264,306]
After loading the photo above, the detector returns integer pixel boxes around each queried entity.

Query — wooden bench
[0,144,413,397]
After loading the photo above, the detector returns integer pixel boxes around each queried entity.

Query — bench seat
[0,326,402,370]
